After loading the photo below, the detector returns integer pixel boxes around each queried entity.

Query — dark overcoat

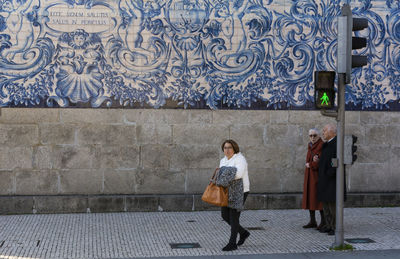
[302,138,323,210]
[317,137,337,202]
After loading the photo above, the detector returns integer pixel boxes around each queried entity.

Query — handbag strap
[210,168,219,182]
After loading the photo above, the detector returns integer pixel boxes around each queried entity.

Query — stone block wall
[0,108,399,213]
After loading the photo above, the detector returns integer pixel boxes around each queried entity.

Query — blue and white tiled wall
[0,0,399,110]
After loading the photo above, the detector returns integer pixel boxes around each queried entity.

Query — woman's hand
[313,155,319,162]
[305,163,310,168]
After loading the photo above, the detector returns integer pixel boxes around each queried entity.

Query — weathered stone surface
[0,171,14,195]
[365,125,388,145]
[170,145,219,169]
[357,145,389,163]
[134,169,185,194]
[280,169,303,193]
[389,112,400,125]
[33,146,52,169]
[0,125,38,147]
[348,163,391,192]
[77,125,136,145]
[294,145,308,172]
[61,109,124,124]
[0,147,33,170]
[126,196,159,212]
[244,146,295,169]
[264,125,304,146]
[188,110,212,124]
[0,109,399,214]
[377,194,400,207]
[34,196,87,214]
[59,169,103,194]
[345,111,360,124]
[230,125,266,147]
[52,145,95,169]
[360,111,391,125]
[94,146,139,169]
[16,170,59,195]
[103,169,136,194]
[124,110,188,124]
[173,124,229,145]
[39,124,75,144]
[193,195,219,211]
[185,168,215,193]
[244,194,266,210]
[288,111,335,125]
[212,110,269,125]
[386,126,400,146]
[390,147,400,176]
[0,108,59,124]
[266,194,301,209]
[270,111,289,124]
[345,194,387,208]
[88,196,125,212]
[159,195,193,211]
[137,124,172,144]
[1,192,399,214]
[141,144,172,169]
[0,196,34,215]
[344,124,366,145]
[248,168,281,193]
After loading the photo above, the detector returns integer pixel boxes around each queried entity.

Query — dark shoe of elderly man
[319,226,331,233]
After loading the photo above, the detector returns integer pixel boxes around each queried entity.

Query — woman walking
[216,139,250,251]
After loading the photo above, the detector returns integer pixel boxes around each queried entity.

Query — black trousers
[221,192,249,244]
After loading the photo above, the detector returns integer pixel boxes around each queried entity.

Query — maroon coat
[302,138,323,210]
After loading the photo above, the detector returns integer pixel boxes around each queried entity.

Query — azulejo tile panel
[0,0,398,110]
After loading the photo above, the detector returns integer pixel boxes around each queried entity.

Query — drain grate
[260,219,268,222]
[247,227,265,230]
[186,220,196,222]
[170,243,201,249]
[345,238,375,244]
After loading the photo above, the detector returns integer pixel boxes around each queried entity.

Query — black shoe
[237,231,250,246]
[302,222,317,228]
[328,229,335,235]
[316,223,325,230]
[222,243,237,251]
[319,227,331,233]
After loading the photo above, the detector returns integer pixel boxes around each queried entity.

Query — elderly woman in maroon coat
[302,128,325,229]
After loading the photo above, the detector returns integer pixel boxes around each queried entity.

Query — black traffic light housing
[314,71,336,109]
[351,134,358,163]
[337,4,369,83]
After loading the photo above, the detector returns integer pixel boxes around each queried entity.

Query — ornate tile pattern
[0,0,399,110]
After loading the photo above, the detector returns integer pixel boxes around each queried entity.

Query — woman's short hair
[221,139,240,154]
[309,128,320,135]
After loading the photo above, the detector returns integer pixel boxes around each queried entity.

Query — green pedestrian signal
[314,71,335,109]
[320,92,330,105]
[316,90,334,109]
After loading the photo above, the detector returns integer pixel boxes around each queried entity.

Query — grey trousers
[323,202,336,230]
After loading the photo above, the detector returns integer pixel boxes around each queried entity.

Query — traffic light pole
[335,73,346,247]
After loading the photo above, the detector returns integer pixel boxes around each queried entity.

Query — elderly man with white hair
[317,123,338,236]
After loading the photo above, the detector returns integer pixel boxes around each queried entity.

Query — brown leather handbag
[201,169,228,207]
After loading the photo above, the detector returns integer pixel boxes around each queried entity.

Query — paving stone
[0,207,399,257]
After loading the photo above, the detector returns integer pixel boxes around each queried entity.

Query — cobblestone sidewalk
[0,207,399,258]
